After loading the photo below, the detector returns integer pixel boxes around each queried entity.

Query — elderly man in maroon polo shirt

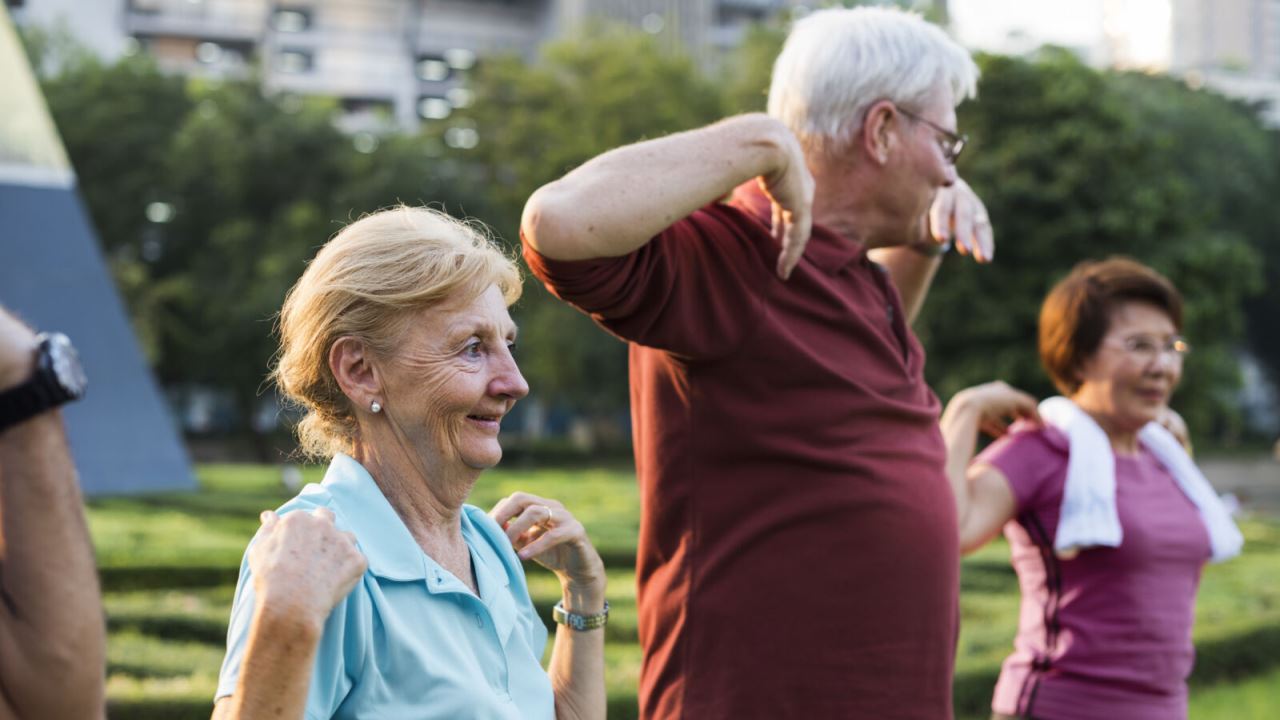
[522,7,989,719]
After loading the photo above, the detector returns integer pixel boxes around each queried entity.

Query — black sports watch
[0,332,87,433]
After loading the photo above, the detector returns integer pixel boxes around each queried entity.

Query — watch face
[45,333,88,398]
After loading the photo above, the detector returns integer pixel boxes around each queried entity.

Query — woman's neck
[351,439,476,562]
[1070,397,1141,456]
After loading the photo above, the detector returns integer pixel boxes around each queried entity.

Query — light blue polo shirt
[215,453,554,719]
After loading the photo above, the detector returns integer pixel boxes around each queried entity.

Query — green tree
[450,28,726,418]
[918,50,1264,438]
[38,54,487,450]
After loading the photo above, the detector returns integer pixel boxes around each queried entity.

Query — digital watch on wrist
[0,333,88,433]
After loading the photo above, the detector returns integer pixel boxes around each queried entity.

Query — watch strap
[908,239,952,257]
[552,599,609,631]
[0,342,74,433]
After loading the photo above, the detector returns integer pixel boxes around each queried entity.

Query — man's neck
[809,156,903,250]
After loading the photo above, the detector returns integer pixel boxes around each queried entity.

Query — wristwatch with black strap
[0,332,88,433]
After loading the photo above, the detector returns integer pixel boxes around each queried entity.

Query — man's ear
[861,100,899,166]
[330,336,382,412]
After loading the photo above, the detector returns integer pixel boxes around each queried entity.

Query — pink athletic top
[977,423,1212,720]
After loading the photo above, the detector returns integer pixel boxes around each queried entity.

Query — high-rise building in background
[6,0,798,131]
[1168,0,1280,125]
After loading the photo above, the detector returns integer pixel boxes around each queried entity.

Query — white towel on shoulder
[1038,396,1243,563]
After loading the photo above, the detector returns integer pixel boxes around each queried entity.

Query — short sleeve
[974,422,1069,514]
[521,202,774,359]
[215,514,368,719]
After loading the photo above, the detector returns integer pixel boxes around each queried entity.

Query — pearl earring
[370,401,382,414]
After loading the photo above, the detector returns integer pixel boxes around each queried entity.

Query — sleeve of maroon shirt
[521,202,772,360]
[976,423,1069,514]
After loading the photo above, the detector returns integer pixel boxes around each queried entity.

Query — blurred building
[1168,0,1280,126]
[7,0,799,131]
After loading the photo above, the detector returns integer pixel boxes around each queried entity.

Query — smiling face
[1071,301,1183,437]
[375,284,528,474]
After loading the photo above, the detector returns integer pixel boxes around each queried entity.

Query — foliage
[36,52,485,447]
[449,28,726,414]
[917,50,1267,441]
[27,25,1280,442]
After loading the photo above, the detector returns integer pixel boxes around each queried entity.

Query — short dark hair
[1038,257,1183,396]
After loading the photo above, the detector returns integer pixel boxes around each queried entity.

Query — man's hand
[0,308,39,390]
[926,177,993,262]
[758,128,815,281]
[249,508,367,629]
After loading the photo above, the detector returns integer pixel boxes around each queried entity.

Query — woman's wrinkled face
[377,284,528,473]
[1073,301,1183,435]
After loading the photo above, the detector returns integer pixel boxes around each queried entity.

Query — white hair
[767,6,979,157]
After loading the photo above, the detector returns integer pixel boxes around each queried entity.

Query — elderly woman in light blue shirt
[212,207,606,720]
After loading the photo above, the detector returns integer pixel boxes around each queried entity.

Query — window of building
[277,49,313,74]
[5,0,27,9]
[273,7,312,33]
[443,48,476,71]
[418,96,452,120]
[445,87,473,109]
[196,42,223,64]
[416,56,451,82]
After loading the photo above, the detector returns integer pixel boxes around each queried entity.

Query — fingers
[515,525,581,561]
[775,205,812,280]
[933,179,994,263]
[490,492,598,571]
[759,137,815,281]
[929,186,955,245]
[504,504,557,550]
[975,208,995,262]
[259,510,279,528]
[952,189,974,258]
[490,492,561,545]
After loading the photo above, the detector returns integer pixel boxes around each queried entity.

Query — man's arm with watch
[0,308,105,720]
[869,177,995,324]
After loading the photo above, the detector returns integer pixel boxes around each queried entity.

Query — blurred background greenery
[18,17,1280,457]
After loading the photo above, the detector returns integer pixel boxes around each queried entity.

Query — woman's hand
[946,381,1041,438]
[249,508,367,630]
[1157,405,1192,454]
[490,493,606,599]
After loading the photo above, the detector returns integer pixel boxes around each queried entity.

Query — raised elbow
[522,182,583,261]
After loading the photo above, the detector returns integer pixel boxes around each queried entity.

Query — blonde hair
[768,6,978,158]
[273,206,521,460]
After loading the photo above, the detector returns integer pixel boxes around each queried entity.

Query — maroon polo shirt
[523,183,958,719]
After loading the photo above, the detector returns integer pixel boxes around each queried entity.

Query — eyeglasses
[896,107,967,164]
[1104,335,1192,364]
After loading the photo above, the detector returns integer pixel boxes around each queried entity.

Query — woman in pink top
[941,258,1210,719]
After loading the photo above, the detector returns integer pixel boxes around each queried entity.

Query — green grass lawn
[89,464,1280,719]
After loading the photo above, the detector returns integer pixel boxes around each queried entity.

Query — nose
[941,161,958,187]
[1146,349,1182,378]
[490,346,529,401]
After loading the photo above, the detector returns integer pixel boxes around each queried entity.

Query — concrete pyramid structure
[0,7,193,494]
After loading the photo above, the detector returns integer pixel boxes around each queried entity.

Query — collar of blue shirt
[314,453,512,601]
